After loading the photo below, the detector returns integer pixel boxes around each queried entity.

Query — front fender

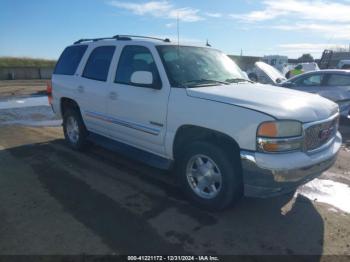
[164,89,274,159]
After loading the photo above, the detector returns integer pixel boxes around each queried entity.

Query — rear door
[52,45,88,115]
[106,45,170,156]
[78,45,116,136]
[322,73,350,99]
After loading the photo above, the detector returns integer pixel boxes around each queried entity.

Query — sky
[1,0,350,60]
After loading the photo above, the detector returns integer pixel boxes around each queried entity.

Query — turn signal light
[257,122,278,137]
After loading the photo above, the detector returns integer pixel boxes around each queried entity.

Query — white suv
[51,35,342,210]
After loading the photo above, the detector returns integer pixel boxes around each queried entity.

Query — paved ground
[0,82,349,257]
[0,80,47,97]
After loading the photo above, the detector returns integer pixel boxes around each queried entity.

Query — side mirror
[131,71,153,86]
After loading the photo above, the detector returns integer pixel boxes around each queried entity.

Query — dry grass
[0,57,56,67]
[0,80,48,97]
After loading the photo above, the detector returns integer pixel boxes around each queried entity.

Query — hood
[186,83,338,122]
[255,61,286,85]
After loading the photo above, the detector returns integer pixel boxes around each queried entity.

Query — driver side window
[295,74,323,87]
[115,45,162,89]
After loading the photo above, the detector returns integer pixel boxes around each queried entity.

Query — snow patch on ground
[0,96,49,109]
[297,178,350,213]
[0,96,60,127]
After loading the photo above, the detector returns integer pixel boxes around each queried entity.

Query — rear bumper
[241,132,342,198]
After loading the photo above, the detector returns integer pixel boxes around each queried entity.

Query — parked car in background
[337,60,350,69]
[248,61,286,85]
[297,62,320,72]
[286,62,320,79]
[280,70,350,120]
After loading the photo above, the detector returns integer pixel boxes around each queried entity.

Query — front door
[107,45,170,156]
[292,73,324,94]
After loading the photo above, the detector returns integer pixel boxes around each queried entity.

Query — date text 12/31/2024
[127,256,219,261]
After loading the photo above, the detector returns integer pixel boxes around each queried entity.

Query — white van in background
[296,62,320,72]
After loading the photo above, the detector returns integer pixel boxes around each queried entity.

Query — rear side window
[327,74,350,86]
[82,46,116,82]
[54,45,88,75]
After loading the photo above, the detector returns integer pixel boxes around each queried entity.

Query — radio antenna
[176,12,182,86]
[177,13,180,46]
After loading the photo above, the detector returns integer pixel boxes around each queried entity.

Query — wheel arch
[60,97,81,116]
[173,125,241,166]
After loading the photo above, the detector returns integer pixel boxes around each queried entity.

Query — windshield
[157,45,247,87]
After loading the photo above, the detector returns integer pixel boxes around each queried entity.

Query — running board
[87,132,173,170]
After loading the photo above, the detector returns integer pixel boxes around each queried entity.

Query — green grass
[0,57,56,67]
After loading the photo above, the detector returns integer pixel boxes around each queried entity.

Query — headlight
[257,121,303,153]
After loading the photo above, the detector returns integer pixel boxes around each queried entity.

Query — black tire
[176,141,243,211]
[62,108,88,150]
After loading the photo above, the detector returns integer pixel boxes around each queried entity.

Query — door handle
[109,91,118,100]
[77,85,84,93]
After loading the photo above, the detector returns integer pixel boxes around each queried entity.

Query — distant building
[262,55,288,72]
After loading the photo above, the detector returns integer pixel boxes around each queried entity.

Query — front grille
[304,116,338,151]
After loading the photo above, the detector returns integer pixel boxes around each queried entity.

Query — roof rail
[74,37,115,44]
[113,35,171,42]
[74,35,171,45]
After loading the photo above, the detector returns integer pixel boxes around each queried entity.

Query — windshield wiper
[225,78,252,83]
[181,79,230,87]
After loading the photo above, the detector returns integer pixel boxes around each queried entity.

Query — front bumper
[241,131,342,198]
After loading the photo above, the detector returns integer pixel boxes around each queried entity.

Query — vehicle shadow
[339,123,350,148]
[3,139,324,258]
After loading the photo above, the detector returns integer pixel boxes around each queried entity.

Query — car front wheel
[177,141,243,210]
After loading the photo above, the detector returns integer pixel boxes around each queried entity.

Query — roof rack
[113,35,171,42]
[74,35,171,45]
[74,37,115,44]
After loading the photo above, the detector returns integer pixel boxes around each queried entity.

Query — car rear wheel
[177,141,243,210]
[63,109,88,150]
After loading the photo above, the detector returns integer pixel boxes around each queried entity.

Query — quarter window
[54,45,88,75]
[83,46,116,82]
[115,45,161,88]
[327,74,350,86]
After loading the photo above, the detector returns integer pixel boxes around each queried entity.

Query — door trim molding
[84,110,161,135]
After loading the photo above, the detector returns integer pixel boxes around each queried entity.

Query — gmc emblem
[319,126,334,140]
